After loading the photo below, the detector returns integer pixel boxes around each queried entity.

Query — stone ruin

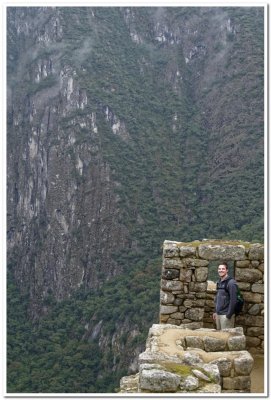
[120,324,253,393]
[119,239,264,393]
[160,239,264,353]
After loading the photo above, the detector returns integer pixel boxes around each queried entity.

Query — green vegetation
[7,258,160,393]
[163,363,192,376]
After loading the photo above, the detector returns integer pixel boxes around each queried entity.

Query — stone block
[160,305,178,315]
[248,304,261,315]
[233,353,254,375]
[251,283,264,293]
[183,299,205,308]
[235,268,262,283]
[201,364,220,384]
[162,268,180,280]
[246,326,264,336]
[179,375,199,391]
[139,363,163,372]
[189,282,207,292]
[184,258,209,267]
[235,260,250,267]
[163,258,184,269]
[167,318,180,325]
[179,268,192,282]
[163,241,180,258]
[204,336,226,352]
[198,244,246,260]
[248,243,264,260]
[173,297,183,306]
[251,260,260,267]
[221,326,244,335]
[237,282,251,291]
[183,352,204,365]
[161,279,184,292]
[223,376,251,391]
[180,322,203,329]
[210,358,232,377]
[140,368,180,392]
[170,312,184,320]
[160,290,175,305]
[179,246,197,258]
[227,335,246,351]
[258,262,264,272]
[242,292,263,304]
[195,292,207,298]
[245,336,261,347]
[244,315,264,327]
[185,308,204,321]
[185,336,204,350]
[197,383,221,393]
[195,267,208,282]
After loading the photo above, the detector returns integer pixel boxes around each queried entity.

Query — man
[213,262,238,330]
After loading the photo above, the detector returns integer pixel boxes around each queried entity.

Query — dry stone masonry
[119,239,263,394]
[160,240,264,354]
[119,324,254,393]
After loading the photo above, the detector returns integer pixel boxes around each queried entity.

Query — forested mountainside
[7,7,264,393]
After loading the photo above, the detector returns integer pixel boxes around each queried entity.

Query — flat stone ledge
[198,244,246,260]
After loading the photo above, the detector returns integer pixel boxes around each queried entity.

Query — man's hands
[212,313,217,320]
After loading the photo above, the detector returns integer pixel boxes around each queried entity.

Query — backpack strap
[217,278,233,292]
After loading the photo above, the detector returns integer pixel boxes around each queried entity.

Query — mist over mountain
[7,6,264,393]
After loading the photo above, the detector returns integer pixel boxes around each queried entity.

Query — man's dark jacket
[215,276,238,319]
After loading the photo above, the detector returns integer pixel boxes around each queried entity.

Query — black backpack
[224,278,244,315]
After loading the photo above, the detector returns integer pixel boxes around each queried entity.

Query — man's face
[218,264,228,279]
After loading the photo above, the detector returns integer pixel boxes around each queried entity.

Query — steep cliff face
[7,7,264,316]
[7,8,132,313]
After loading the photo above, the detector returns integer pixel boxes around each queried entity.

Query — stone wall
[160,240,264,353]
[119,324,254,393]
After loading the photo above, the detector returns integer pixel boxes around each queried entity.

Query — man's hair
[220,261,229,270]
